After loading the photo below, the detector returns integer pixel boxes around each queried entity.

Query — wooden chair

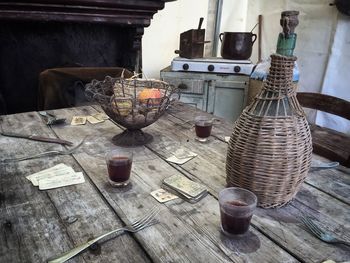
[297,92,350,167]
[38,67,133,110]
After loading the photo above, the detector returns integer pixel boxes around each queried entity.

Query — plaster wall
[143,0,349,133]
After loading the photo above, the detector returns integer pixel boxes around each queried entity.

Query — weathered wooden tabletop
[1,103,349,263]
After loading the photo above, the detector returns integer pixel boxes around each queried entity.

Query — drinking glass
[106,148,133,187]
[219,187,257,237]
[194,116,213,142]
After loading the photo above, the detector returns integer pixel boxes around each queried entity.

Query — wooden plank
[296,93,350,166]
[0,164,79,263]
[47,107,239,262]
[167,102,234,142]
[252,183,350,262]
[167,104,350,209]
[167,103,350,205]
[143,105,350,262]
[6,104,348,262]
[49,106,298,263]
[0,1,165,26]
[310,124,350,167]
[0,113,150,263]
[306,157,350,205]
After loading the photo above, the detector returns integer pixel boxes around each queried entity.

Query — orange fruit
[138,88,162,105]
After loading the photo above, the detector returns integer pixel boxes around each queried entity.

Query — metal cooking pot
[219,32,257,60]
[334,0,350,16]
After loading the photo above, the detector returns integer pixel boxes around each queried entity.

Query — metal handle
[219,33,224,42]
[197,17,204,30]
[47,228,124,263]
[178,84,188,90]
[212,118,221,125]
[3,151,59,162]
[338,240,350,247]
[194,41,211,44]
[251,33,257,44]
[28,136,73,146]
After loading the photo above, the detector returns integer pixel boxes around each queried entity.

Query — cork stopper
[280,10,299,36]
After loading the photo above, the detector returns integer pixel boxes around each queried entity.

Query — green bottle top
[276,33,297,56]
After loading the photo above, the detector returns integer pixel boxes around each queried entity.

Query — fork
[301,216,350,247]
[310,159,339,170]
[47,206,160,263]
[2,137,86,162]
[39,111,66,125]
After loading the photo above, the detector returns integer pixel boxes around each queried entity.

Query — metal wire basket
[85,75,178,146]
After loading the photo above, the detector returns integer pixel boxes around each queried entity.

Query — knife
[0,131,73,146]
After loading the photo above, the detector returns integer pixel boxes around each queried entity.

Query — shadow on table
[220,230,261,254]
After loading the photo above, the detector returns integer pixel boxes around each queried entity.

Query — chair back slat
[296,92,350,120]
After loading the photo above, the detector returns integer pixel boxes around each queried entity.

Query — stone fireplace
[0,1,170,114]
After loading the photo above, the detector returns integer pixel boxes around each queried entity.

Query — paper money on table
[34,167,76,186]
[26,163,85,190]
[39,172,85,190]
[26,163,68,185]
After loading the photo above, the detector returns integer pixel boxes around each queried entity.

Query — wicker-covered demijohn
[226,54,312,208]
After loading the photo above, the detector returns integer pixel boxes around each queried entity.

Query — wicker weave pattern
[226,54,312,208]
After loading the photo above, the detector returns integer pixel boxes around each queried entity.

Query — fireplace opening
[0,1,168,114]
[0,21,139,114]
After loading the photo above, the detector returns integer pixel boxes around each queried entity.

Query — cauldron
[219,32,257,60]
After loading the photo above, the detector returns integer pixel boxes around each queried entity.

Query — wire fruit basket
[85,75,178,146]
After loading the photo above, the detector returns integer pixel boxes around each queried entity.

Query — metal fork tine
[301,217,314,231]
[2,136,86,162]
[131,206,160,229]
[300,216,350,246]
[133,210,159,229]
[303,216,324,236]
[133,219,158,232]
[48,118,66,125]
[47,209,160,263]
[301,216,323,238]
[64,136,86,154]
[300,216,311,229]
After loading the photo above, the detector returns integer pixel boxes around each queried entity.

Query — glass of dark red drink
[194,116,213,142]
[219,187,257,237]
[106,149,133,187]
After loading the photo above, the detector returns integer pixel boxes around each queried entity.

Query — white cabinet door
[179,93,207,111]
[160,67,248,121]
[207,80,247,122]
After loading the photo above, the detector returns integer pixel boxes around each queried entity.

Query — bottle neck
[276,33,297,56]
[265,54,296,91]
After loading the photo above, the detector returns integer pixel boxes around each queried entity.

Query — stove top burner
[171,57,255,75]
[174,57,252,64]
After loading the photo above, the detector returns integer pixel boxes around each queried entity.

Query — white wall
[242,0,349,133]
[143,0,349,133]
[317,13,350,133]
[219,0,249,40]
[142,0,208,79]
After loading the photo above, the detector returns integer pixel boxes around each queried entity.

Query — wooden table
[1,103,349,263]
